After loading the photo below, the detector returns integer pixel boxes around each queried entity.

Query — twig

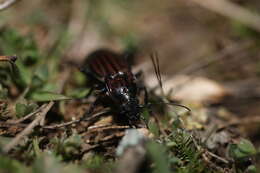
[88,125,130,131]
[0,0,20,11]
[3,102,53,153]
[190,0,260,32]
[3,70,70,153]
[8,104,47,124]
[97,132,125,143]
[85,132,125,145]
[43,119,80,129]
[201,152,225,172]
[206,150,229,164]
[81,144,100,153]
[87,124,111,130]
[42,108,110,129]
[191,134,229,171]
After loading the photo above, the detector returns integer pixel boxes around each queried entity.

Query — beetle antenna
[140,101,191,112]
[150,52,164,95]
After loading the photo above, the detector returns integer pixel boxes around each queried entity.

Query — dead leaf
[145,75,228,104]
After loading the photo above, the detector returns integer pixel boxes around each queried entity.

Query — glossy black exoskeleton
[80,49,146,124]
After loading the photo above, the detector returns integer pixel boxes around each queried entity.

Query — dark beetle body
[82,49,141,122]
[81,50,189,125]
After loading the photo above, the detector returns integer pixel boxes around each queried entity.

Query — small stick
[8,104,47,124]
[3,69,69,153]
[190,134,230,169]
[87,124,111,130]
[43,119,80,129]
[3,102,53,153]
[87,132,125,144]
[88,125,130,131]
[206,150,229,164]
[201,152,225,172]
[85,132,125,145]
[100,132,125,142]
[42,108,110,129]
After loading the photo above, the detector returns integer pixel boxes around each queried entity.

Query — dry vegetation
[0,0,260,172]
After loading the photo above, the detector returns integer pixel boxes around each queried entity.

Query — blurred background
[1,0,260,151]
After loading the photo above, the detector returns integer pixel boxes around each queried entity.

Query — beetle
[80,49,147,125]
[80,49,190,125]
